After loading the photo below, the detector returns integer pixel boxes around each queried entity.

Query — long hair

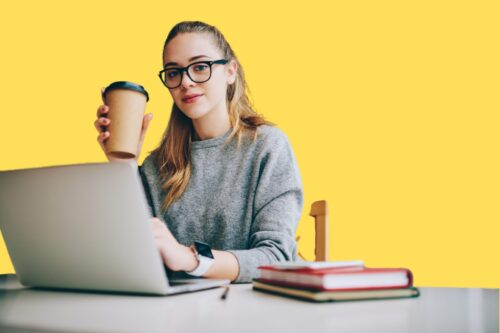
[152,21,272,213]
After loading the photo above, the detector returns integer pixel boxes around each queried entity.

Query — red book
[257,265,414,291]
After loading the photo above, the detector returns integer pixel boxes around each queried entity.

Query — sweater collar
[191,128,233,150]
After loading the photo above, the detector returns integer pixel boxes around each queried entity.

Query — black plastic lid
[103,81,149,102]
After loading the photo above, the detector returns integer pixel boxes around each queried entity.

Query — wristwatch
[186,241,215,277]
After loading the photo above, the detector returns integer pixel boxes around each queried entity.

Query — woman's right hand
[94,87,153,162]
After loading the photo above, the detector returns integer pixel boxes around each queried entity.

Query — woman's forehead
[163,33,221,65]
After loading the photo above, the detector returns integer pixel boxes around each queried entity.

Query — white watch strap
[187,255,214,277]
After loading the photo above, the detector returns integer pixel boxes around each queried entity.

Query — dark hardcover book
[252,279,420,302]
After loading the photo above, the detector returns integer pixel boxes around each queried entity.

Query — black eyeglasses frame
[158,59,229,89]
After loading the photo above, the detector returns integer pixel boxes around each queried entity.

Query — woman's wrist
[179,244,199,272]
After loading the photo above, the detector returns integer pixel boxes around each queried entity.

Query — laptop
[0,162,230,295]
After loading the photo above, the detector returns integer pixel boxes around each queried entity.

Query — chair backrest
[309,200,329,261]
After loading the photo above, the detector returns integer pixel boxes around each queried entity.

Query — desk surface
[0,274,498,333]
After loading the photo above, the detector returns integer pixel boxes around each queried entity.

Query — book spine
[260,270,324,287]
[258,278,413,292]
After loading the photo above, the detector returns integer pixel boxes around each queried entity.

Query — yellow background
[0,1,498,289]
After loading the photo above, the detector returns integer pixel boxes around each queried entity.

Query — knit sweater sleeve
[138,164,156,218]
[227,129,304,283]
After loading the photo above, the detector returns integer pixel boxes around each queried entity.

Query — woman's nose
[180,71,195,89]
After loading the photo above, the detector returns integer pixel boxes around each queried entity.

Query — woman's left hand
[150,218,197,272]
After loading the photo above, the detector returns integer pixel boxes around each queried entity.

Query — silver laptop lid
[0,162,170,294]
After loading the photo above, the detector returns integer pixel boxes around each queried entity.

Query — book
[266,260,364,270]
[257,265,414,291]
[253,279,420,302]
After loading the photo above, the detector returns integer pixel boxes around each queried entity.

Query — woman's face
[163,33,237,121]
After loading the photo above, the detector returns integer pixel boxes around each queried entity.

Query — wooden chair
[310,200,329,261]
[296,200,329,261]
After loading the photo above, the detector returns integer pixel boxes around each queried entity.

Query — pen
[220,286,229,300]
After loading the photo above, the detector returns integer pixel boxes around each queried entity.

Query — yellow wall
[1,0,498,289]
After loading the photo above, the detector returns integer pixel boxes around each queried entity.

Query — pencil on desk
[220,286,229,300]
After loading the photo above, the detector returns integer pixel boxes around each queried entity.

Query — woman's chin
[180,107,210,120]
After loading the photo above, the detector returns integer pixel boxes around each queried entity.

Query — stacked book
[253,261,419,302]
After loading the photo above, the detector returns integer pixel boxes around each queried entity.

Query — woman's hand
[94,87,153,163]
[150,218,198,272]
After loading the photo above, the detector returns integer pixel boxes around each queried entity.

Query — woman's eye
[166,71,180,78]
[194,64,209,72]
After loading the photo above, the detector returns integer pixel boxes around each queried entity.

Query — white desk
[0,274,498,333]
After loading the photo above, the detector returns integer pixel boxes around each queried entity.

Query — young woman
[94,21,303,283]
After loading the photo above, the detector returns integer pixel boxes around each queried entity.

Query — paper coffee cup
[103,81,149,159]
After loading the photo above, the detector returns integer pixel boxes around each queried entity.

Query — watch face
[194,241,214,259]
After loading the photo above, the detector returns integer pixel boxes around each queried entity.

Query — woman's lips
[182,94,203,103]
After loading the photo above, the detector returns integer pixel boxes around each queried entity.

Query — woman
[94,21,303,283]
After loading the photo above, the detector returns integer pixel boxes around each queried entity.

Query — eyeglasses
[158,59,229,89]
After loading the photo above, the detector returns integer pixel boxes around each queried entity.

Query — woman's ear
[226,59,238,84]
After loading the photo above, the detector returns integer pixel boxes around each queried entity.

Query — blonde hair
[152,21,272,212]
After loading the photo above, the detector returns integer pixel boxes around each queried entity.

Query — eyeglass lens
[162,63,211,88]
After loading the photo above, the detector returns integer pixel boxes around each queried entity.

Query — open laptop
[0,162,229,295]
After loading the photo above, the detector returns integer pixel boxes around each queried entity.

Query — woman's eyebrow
[164,55,212,67]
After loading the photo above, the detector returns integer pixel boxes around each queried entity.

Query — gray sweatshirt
[138,125,303,283]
